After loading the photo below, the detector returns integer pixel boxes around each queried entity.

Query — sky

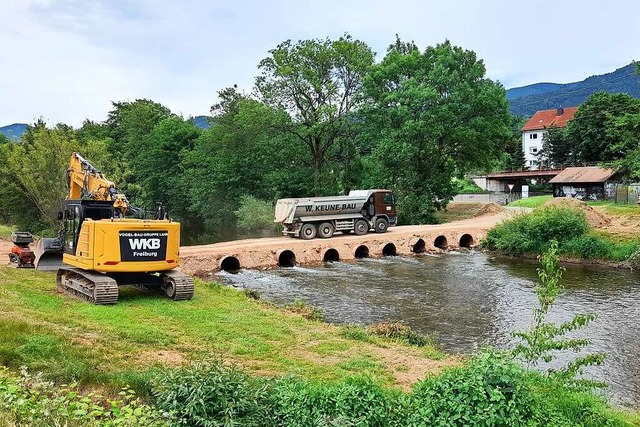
[2,0,640,127]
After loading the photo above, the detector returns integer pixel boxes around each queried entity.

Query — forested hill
[507,62,640,117]
[0,123,27,140]
[1,117,212,141]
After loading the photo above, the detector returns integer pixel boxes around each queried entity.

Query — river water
[217,251,640,407]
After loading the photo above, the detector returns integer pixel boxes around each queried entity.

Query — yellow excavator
[35,152,193,304]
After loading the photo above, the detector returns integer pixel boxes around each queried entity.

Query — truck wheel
[300,223,317,240]
[375,218,389,233]
[317,222,334,238]
[354,219,368,236]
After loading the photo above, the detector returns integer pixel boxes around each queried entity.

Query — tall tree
[538,125,575,167]
[255,34,374,194]
[137,116,201,225]
[362,39,511,223]
[498,115,527,171]
[565,92,640,162]
[612,111,640,179]
[187,92,302,241]
[105,99,173,202]
[6,123,109,230]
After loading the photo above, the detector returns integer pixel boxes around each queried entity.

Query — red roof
[521,107,578,131]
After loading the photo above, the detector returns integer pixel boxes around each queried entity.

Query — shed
[548,167,619,201]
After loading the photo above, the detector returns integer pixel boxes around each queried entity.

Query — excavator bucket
[34,237,64,271]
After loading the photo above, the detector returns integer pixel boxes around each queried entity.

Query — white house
[521,107,577,170]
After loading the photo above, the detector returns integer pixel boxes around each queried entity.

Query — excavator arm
[67,153,129,217]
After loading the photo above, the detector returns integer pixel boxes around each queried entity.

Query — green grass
[586,201,640,215]
[0,225,14,238]
[508,195,552,208]
[0,266,446,395]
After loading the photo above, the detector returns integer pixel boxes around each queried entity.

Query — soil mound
[543,197,611,228]
[474,202,504,217]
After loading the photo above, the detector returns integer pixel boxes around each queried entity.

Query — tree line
[9,37,639,243]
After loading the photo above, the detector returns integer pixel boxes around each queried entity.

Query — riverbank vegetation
[0,261,637,425]
[485,204,640,262]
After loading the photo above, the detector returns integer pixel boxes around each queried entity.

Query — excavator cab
[35,201,115,271]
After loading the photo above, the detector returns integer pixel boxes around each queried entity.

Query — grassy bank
[0,266,447,394]
[0,265,638,425]
[508,195,552,208]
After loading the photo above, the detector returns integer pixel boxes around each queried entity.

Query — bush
[0,368,165,426]
[152,360,272,427]
[484,207,589,256]
[234,195,278,233]
[271,376,406,427]
[561,235,611,260]
[407,351,535,427]
[148,354,636,427]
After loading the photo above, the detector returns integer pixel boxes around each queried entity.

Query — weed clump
[368,322,433,347]
[286,300,324,321]
[0,368,165,426]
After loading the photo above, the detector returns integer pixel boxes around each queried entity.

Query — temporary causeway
[179,212,507,275]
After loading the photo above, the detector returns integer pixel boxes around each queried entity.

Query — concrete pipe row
[218,233,476,273]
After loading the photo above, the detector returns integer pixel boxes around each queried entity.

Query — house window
[529,160,538,166]
[529,133,538,139]
[529,147,538,154]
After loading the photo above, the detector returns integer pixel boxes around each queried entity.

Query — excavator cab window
[85,206,113,220]
[64,205,82,255]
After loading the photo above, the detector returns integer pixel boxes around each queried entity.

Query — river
[217,251,640,407]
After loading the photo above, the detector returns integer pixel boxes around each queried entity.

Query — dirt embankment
[543,197,611,228]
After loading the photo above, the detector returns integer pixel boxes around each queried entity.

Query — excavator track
[57,268,119,305]
[161,270,194,301]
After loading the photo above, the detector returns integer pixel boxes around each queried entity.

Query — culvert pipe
[382,243,397,256]
[434,235,448,249]
[220,256,241,274]
[410,238,426,253]
[276,249,297,268]
[323,248,340,262]
[354,245,370,259]
[459,234,475,248]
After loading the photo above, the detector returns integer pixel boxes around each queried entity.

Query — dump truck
[274,189,397,239]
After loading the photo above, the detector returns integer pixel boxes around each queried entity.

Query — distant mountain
[0,123,27,141]
[190,116,212,129]
[507,63,640,117]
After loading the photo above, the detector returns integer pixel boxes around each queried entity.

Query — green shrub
[484,207,589,256]
[148,354,636,427]
[561,236,611,259]
[152,360,272,427]
[407,351,535,426]
[234,195,279,232]
[483,213,536,255]
[271,376,406,427]
[608,240,640,262]
[0,368,166,426]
